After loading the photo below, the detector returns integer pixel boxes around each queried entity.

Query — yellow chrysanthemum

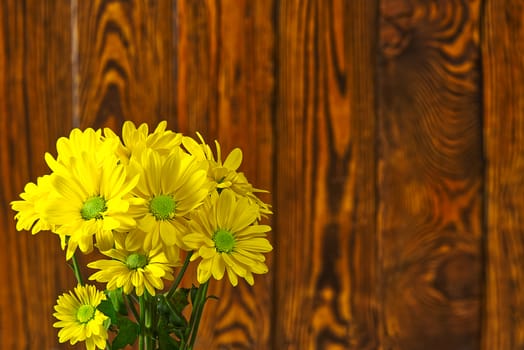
[11,174,54,234]
[53,285,108,350]
[126,148,209,259]
[44,152,141,259]
[52,127,119,167]
[104,120,183,164]
[88,236,177,296]
[182,134,272,216]
[183,190,272,286]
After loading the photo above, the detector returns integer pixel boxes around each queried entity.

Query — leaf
[158,294,188,329]
[98,299,118,325]
[169,307,188,329]
[157,304,184,348]
[108,288,128,316]
[111,317,139,350]
[170,288,190,313]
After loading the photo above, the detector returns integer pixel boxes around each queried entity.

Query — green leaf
[157,294,188,329]
[170,288,190,313]
[111,317,139,350]
[169,307,188,329]
[157,306,184,348]
[108,288,128,316]
[98,299,118,325]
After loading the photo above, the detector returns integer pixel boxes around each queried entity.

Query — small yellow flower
[88,235,177,296]
[53,285,108,350]
[182,133,272,216]
[51,127,119,167]
[11,174,54,234]
[183,190,272,286]
[104,120,183,163]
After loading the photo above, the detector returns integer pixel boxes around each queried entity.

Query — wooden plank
[482,1,524,349]
[175,1,276,348]
[0,1,74,348]
[378,1,483,349]
[76,0,177,130]
[274,1,379,348]
[175,0,218,137]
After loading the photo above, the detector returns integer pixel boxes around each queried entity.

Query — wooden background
[0,0,522,349]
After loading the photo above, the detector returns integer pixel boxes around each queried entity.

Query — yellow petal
[223,148,242,170]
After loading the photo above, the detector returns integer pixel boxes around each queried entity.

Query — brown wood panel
[0,1,74,348]
[175,0,218,137]
[6,1,524,349]
[75,0,177,130]
[378,1,483,349]
[175,1,276,349]
[274,1,379,349]
[482,1,524,349]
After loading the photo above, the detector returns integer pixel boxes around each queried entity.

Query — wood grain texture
[274,1,379,349]
[175,1,276,349]
[175,0,218,137]
[378,0,483,349]
[75,0,176,130]
[0,1,75,348]
[6,0,524,349]
[482,1,524,349]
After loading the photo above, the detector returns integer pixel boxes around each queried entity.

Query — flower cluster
[11,121,273,350]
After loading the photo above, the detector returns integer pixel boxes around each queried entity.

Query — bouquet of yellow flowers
[11,121,273,350]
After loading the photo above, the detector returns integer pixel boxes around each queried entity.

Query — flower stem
[187,280,210,349]
[139,294,146,350]
[145,291,154,349]
[138,291,156,350]
[166,251,193,300]
[71,252,84,286]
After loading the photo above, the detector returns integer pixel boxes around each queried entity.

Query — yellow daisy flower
[87,236,177,296]
[11,174,54,234]
[126,148,209,258]
[53,284,108,350]
[183,190,272,286]
[104,120,183,164]
[44,152,141,259]
[51,127,119,167]
[182,133,272,216]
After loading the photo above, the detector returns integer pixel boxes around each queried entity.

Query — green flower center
[213,229,235,253]
[76,304,96,324]
[81,196,106,220]
[149,194,176,220]
[126,253,148,269]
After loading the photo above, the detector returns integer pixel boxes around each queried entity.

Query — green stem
[145,291,154,349]
[166,252,193,300]
[138,291,157,349]
[139,294,146,350]
[71,252,84,286]
[187,280,210,349]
